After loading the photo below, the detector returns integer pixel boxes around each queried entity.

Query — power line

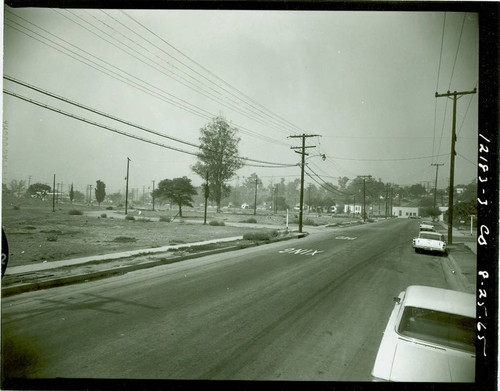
[5,10,292,147]
[119,10,305,137]
[4,87,296,168]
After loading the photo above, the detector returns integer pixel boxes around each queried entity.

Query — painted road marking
[278,248,324,256]
[335,236,357,240]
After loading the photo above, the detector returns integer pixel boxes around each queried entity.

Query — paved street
[2,218,471,382]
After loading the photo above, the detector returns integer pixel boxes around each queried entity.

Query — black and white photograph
[1,2,498,389]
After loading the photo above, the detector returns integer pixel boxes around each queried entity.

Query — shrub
[159,216,171,222]
[112,236,137,242]
[106,206,114,210]
[69,210,83,215]
[243,230,279,241]
[241,218,257,224]
[125,215,135,221]
[13,205,20,210]
[46,235,58,242]
[100,213,107,218]
[24,226,36,230]
[303,218,319,226]
[209,220,225,226]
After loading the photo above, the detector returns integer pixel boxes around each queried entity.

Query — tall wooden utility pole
[288,134,320,233]
[125,157,131,215]
[435,88,476,244]
[431,163,444,210]
[254,176,259,216]
[152,180,155,211]
[359,175,372,221]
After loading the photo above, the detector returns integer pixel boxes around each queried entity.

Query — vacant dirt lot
[0,202,272,268]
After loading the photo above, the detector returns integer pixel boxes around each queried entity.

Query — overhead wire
[5,9,292,147]
[3,83,295,167]
[119,10,305,137]
[61,9,298,138]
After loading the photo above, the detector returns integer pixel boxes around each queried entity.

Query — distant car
[413,231,447,255]
[419,221,435,231]
[371,285,475,382]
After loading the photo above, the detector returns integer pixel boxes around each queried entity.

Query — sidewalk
[438,222,477,294]
[1,228,307,297]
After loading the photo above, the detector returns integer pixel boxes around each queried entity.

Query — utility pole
[125,157,131,215]
[204,171,209,225]
[359,175,372,221]
[435,88,476,244]
[52,174,56,212]
[253,176,258,216]
[152,180,155,211]
[289,134,319,233]
[431,163,444,210]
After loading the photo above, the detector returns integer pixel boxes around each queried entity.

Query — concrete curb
[444,251,472,293]
[2,232,308,297]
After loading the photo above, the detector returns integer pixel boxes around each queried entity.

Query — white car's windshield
[419,233,442,240]
[398,306,475,353]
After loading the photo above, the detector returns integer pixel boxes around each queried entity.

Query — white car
[371,285,475,382]
[413,231,447,255]
[419,221,435,231]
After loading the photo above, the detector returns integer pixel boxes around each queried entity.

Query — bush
[106,206,114,210]
[13,205,20,210]
[24,226,36,230]
[241,218,257,224]
[209,220,225,226]
[243,230,279,241]
[100,213,107,218]
[159,216,171,222]
[125,215,135,221]
[69,210,83,215]
[303,218,319,226]
[112,236,137,242]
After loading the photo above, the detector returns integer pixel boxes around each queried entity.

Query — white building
[392,206,419,218]
[343,204,362,215]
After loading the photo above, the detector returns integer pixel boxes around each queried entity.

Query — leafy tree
[192,115,244,212]
[108,192,124,205]
[338,176,349,190]
[95,180,106,206]
[153,177,197,217]
[10,179,27,197]
[26,183,51,199]
[72,190,85,203]
[408,184,427,198]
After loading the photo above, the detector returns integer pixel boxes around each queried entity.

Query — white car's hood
[389,339,475,382]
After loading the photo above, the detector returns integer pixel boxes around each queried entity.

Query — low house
[343,204,362,215]
[392,206,419,218]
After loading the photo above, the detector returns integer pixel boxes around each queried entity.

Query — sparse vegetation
[243,230,279,242]
[241,218,257,223]
[112,236,137,243]
[69,210,83,215]
[159,216,171,222]
[209,220,225,226]
[125,215,135,221]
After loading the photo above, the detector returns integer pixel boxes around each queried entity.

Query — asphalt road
[2,218,459,382]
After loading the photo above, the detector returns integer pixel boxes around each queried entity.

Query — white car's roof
[402,285,475,318]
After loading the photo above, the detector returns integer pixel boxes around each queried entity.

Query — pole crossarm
[435,88,477,98]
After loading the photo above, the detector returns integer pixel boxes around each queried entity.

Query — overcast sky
[2,8,479,196]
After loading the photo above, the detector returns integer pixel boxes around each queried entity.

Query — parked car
[419,221,435,231]
[413,231,447,255]
[371,285,475,382]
